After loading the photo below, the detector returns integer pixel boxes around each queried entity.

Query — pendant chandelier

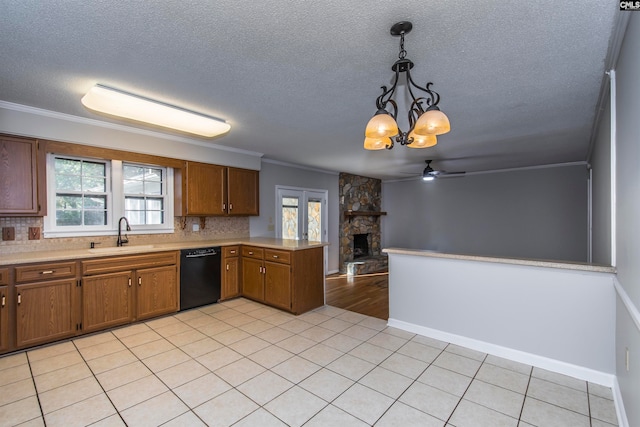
[364,21,450,150]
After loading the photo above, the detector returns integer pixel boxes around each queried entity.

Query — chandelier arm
[377,68,401,111]
[406,72,439,108]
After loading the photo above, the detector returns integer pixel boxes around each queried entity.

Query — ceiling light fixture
[81,85,231,138]
[364,21,450,150]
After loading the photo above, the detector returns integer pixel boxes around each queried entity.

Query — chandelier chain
[398,33,407,59]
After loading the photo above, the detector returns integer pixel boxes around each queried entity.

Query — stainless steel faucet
[117,216,131,247]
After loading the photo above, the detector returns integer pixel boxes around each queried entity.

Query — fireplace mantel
[344,210,387,221]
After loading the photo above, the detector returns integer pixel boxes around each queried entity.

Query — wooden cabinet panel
[291,247,325,314]
[136,265,177,320]
[16,261,76,283]
[227,168,259,215]
[82,271,133,333]
[242,246,263,260]
[242,258,264,301]
[0,135,45,216]
[264,262,291,310]
[81,252,178,276]
[0,285,8,353]
[0,268,8,285]
[264,249,291,264]
[182,162,226,216]
[16,279,77,348]
[223,246,240,258]
[221,256,240,300]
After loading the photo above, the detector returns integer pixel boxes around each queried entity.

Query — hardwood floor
[325,272,389,320]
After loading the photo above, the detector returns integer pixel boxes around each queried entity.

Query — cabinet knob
[40,270,54,275]
[17,293,21,305]
[128,278,132,287]
[226,264,230,271]
[1,295,5,307]
[138,277,142,286]
[273,255,279,259]
[229,203,233,211]
[248,251,254,255]
[230,250,236,254]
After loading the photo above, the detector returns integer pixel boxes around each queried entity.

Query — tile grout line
[24,351,47,426]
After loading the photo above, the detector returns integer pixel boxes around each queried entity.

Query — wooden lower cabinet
[136,265,178,320]
[240,246,324,314]
[221,246,240,300]
[0,284,9,353]
[82,271,134,333]
[15,279,78,348]
[264,261,291,310]
[242,257,264,301]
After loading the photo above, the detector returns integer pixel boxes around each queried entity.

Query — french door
[276,186,327,242]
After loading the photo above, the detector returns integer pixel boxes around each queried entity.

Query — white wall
[387,251,615,383]
[610,13,640,427]
[250,160,340,272]
[591,94,612,266]
[382,164,588,262]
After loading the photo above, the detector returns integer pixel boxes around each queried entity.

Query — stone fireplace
[339,172,387,274]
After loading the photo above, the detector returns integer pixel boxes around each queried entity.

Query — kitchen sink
[88,244,156,254]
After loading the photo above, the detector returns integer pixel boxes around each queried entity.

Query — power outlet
[2,227,15,241]
[28,227,41,240]
[192,223,200,232]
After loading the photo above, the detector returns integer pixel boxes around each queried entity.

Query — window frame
[44,154,174,238]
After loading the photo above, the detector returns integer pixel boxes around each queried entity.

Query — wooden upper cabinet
[180,161,226,216]
[0,135,46,216]
[227,167,259,215]
[176,161,259,216]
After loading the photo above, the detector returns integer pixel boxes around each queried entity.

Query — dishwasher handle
[185,251,219,258]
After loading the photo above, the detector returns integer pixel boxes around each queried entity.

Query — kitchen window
[44,154,173,237]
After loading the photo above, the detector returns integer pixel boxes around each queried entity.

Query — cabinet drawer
[0,268,8,285]
[223,246,240,258]
[264,249,291,264]
[15,261,76,283]
[242,246,264,260]
[82,251,178,276]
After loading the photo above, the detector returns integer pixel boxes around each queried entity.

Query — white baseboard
[612,377,629,427]
[387,318,616,387]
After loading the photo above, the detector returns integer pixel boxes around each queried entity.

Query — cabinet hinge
[79,322,82,330]
[77,279,82,287]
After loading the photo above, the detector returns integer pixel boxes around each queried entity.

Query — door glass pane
[282,196,299,240]
[307,199,322,242]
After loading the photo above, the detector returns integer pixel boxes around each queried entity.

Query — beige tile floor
[0,298,619,427]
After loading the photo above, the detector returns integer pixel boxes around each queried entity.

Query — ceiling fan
[422,160,466,181]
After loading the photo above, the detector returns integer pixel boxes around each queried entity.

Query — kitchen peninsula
[383,248,617,387]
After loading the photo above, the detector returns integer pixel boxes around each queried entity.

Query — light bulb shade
[407,132,437,148]
[81,85,231,137]
[364,137,390,150]
[365,110,399,138]
[413,109,450,136]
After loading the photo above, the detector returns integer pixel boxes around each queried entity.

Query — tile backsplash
[0,216,249,254]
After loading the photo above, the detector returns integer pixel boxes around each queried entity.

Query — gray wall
[250,160,340,272]
[609,13,640,427]
[381,165,588,262]
[591,94,612,266]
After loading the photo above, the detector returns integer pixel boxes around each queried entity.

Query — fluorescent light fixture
[81,85,231,137]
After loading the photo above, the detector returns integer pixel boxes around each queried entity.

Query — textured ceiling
[0,1,621,179]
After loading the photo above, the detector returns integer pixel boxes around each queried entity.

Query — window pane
[308,200,322,242]
[146,211,163,224]
[123,165,145,180]
[146,198,163,210]
[123,180,144,194]
[83,161,106,177]
[126,211,145,225]
[55,158,81,175]
[56,195,82,210]
[56,210,81,226]
[282,197,298,207]
[125,197,145,210]
[84,210,107,226]
[83,177,105,192]
[56,175,82,192]
[145,168,162,181]
[145,182,162,195]
[84,195,106,209]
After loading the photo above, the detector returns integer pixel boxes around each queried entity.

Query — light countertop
[383,247,616,273]
[1,238,328,266]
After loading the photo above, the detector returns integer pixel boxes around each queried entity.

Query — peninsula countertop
[1,238,329,266]
[383,247,616,273]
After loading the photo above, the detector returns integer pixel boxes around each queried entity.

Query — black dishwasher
[180,247,221,310]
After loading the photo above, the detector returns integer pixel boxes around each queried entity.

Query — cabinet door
[82,271,133,333]
[221,257,240,300]
[16,279,77,348]
[264,262,291,310]
[227,168,259,215]
[136,265,178,320]
[0,135,44,215]
[184,162,226,216]
[0,285,9,353]
[242,258,264,301]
